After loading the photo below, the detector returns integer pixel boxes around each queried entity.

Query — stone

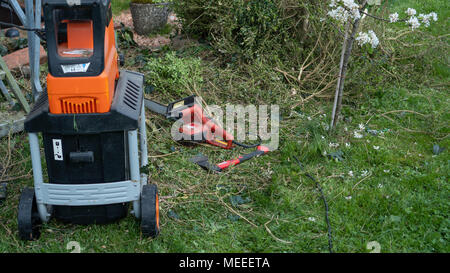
[130,3,170,35]
[2,45,47,71]
[21,65,31,78]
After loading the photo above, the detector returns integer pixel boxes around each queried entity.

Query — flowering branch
[327,0,438,131]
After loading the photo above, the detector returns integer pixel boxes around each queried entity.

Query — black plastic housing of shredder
[43,0,112,77]
[24,70,144,224]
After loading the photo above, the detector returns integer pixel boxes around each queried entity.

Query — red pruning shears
[190,146,271,173]
[144,96,260,150]
[144,96,270,173]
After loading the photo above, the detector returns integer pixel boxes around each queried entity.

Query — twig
[148,151,179,158]
[219,196,258,228]
[352,174,372,190]
[381,110,429,118]
[0,174,31,182]
[380,114,430,134]
[264,215,292,244]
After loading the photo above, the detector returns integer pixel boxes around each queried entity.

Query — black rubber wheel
[141,184,160,238]
[18,188,42,241]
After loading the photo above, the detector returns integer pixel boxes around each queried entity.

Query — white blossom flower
[368,30,379,48]
[345,142,351,147]
[329,142,340,148]
[389,12,399,23]
[378,183,383,188]
[361,170,369,177]
[383,169,390,173]
[345,195,352,200]
[356,32,371,47]
[373,145,380,150]
[327,0,361,23]
[348,170,354,177]
[354,131,363,139]
[328,6,350,23]
[430,12,438,21]
[418,12,437,27]
[407,16,420,30]
[419,13,431,27]
[359,123,365,131]
[307,116,312,121]
[308,217,316,222]
[406,8,416,16]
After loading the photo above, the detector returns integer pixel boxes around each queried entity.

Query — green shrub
[144,52,203,97]
[172,0,327,61]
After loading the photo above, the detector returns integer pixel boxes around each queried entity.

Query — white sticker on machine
[53,139,63,161]
[61,63,90,73]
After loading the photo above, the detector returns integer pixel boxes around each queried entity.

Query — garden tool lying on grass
[144,95,261,150]
[145,96,271,172]
[190,145,271,173]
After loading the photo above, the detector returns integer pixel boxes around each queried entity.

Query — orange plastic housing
[46,19,119,114]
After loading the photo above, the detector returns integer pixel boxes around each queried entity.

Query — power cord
[0,21,45,40]
[293,156,334,253]
[0,1,45,37]
[232,136,262,149]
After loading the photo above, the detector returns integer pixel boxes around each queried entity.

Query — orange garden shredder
[18,0,159,240]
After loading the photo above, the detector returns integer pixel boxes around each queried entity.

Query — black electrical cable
[0,0,46,40]
[232,136,262,149]
[0,21,45,38]
[293,156,334,253]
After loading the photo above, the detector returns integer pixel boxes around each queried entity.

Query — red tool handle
[181,105,234,149]
[216,146,270,170]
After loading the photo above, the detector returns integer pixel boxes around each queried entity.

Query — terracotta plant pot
[130,2,170,35]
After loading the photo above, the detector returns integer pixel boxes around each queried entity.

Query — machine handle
[69,151,94,163]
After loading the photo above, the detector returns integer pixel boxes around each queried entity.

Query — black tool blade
[144,99,168,116]
[190,154,222,172]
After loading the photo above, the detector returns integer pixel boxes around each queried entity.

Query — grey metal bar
[0,80,14,106]
[40,180,140,206]
[139,103,148,168]
[28,133,50,222]
[33,0,42,100]
[8,0,27,26]
[25,0,43,101]
[128,130,141,219]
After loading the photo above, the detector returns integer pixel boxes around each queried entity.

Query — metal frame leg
[139,103,148,168]
[139,103,148,190]
[128,130,141,219]
[28,133,51,222]
[25,0,43,101]
[9,0,27,26]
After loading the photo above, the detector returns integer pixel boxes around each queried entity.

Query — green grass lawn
[0,0,448,253]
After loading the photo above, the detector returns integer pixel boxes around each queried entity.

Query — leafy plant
[143,51,203,97]
[116,23,138,48]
